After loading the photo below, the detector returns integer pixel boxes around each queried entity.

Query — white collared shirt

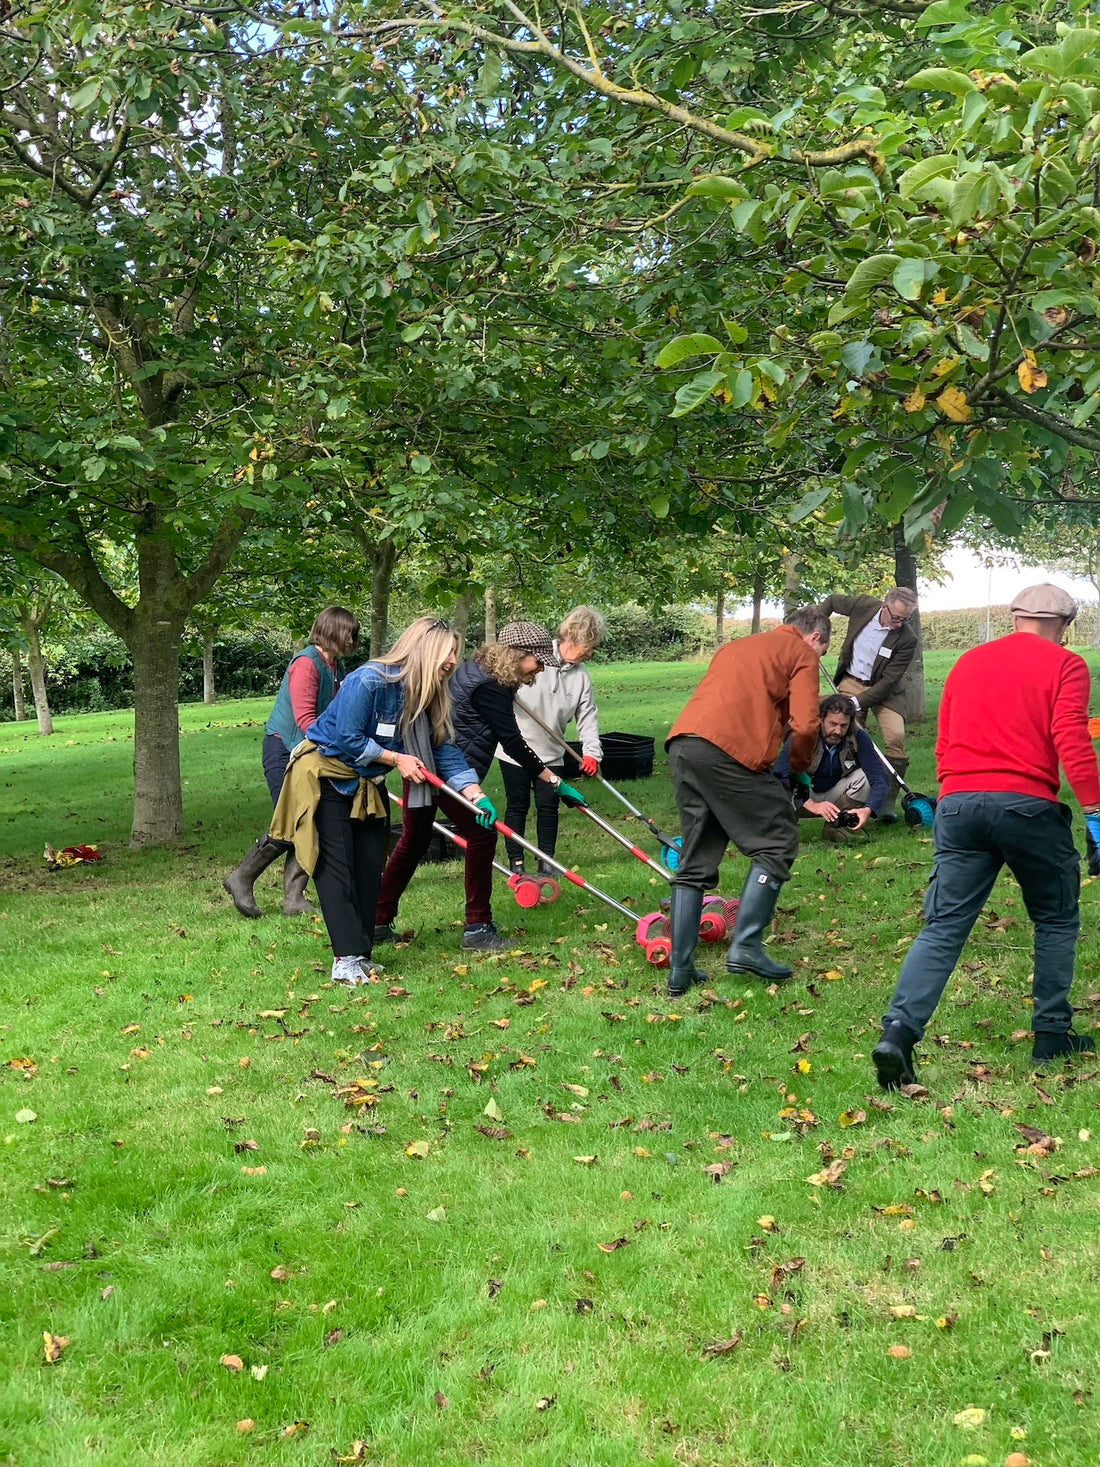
[849,614,891,681]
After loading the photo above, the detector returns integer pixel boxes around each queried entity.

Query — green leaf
[936,490,976,535]
[650,494,670,518]
[729,368,753,409]
[83,456,107,482]
[69,81,102,112]
[654,334,723,369]
[897,155,956,200]
[914,0,972,27]
[842,254,901,303]
[477,51,502,96]
[789,485,833,523]
[949,172,988,228]
[840,340,874,376]
[841,481,869,529]
[685,175,748,201]
[670,369,726,417]
[892,258,936,301]
[905,67,978,95]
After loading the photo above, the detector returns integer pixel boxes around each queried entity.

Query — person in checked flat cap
[873,584,1100,1089]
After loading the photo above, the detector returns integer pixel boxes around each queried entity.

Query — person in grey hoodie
[497,605,605,875]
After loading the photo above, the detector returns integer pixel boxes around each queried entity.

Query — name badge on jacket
[376,722,397,738]
[879,647,892,659]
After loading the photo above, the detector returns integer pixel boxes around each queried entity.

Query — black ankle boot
[872,1020,919,1089]
[667,885,708,998]
[1032,1029,1096,1060]
[725,865,792,982]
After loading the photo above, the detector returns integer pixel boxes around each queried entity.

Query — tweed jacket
[819,594,916,718]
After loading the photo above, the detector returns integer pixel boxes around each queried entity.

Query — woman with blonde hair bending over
[294,616,492,986]
[374,621,585,952]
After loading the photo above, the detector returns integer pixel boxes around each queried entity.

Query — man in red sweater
[873,584,1100,1088]
[664,606,829,997]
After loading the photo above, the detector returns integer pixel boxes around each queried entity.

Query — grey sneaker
[461,922,508,952]
[331,955,381,986]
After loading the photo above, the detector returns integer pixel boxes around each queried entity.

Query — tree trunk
[484,584,497,644]
[129,620,184,845]
[202,631,216,704]
[893,522,925,722]
[715,589,725,648]
[453,586,473,657]
[370,537,397,657]
[751,567,765,635]
[782,552,801,619]
[20,612,54,735]
[11,649,26,721]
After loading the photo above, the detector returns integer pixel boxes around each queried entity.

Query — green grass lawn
[2,652,1100,1466]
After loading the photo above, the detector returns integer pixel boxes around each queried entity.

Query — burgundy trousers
[376,779,497,927]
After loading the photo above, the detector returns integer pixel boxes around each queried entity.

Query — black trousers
[312,780,390,958]
[669,735,799,887]
[261,733,293,855]
[500,761,564,863]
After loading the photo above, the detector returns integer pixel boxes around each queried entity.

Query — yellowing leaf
[952,1407,987,1429]
[903,388,926,413]
[15,1108,36,1124]
[937,385,972,422]
[795,1058,812,1075]
[426,1206,447,1222]
[560,1083,589,1097]
[838,1108,866,1128]
[891,1304,917,1318]
[220,1354,244,1372]
[405,1139,431,1159]
[758,1215,779,1232]
[931,355,959,377]
[482,1097,503,1122]
[1017,351,1048,394]
[823,968,844,981]
[43,1331,71,1363]
[527,978,548,993]
[572,1154,598,1165]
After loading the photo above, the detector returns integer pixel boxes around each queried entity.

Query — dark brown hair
[310,606,360,657]
[820,694,856,725]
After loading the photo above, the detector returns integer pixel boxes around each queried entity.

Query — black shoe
[872,1021,919,1090]
[1032,1029,1097,1060]
[373,923,398,945]
[508,857,526,877]
[461,922,508,952]
[725,865,792,982]
[667,884,708,998]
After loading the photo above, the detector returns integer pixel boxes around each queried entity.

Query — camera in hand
[833,810,860,829]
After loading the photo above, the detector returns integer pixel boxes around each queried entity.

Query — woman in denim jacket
[303,616,493,986]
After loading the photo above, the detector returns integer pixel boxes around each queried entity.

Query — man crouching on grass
[873,584,1100,1090]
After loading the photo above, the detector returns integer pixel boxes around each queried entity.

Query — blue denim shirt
[306,662,478,798]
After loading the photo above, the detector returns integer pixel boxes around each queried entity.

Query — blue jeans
[884,791,1080,1038]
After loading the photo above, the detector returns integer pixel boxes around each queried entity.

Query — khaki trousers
[837,676,907,761]
[797,768,871,816]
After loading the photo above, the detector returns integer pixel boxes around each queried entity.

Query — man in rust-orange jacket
[664,608,829,997]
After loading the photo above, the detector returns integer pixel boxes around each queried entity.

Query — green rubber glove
[557,780,586,808]
[473,795,498,829]
[791,770,812,793]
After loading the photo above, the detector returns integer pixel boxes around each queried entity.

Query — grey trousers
[884,791,1080,1038]
[669,735,799,888]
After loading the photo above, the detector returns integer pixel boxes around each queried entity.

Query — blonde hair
[375,616,458,744]
[475,642,538,689]
[558,605,605,649]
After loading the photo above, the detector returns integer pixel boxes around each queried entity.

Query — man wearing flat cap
[873,584,1100,1088]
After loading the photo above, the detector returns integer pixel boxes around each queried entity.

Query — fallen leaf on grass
[281,1420,309,1438]
[900,1082,930,1099]
[120,1024,140,1035]
[15,1109,37,1124]
[426,1207,447,1223]
[891,1305,917,1319]
[561,1083,589,1098]
[704,1161,733,1181]
[220,1354,244,1372]
[236,1419,254,1434]
[483,1097,504,1122]
[573,1154,598,1165]
[405,1139,431,1159]
[488,1279,503,1299]
[477,1125,513,1140]
[434,1392,449,1410]
[887,1344,910,1359]
[251,1364,268,1380]
[43,1332,70,1363]
[1005,1454,1030,1467]
[100,1286,114,1301]
[240,1166,266,1176]
[40,1261,77,1272]
[7,1057,37,1077]
[234,1139,259,1154]
[771,1258,806,1289]
[838,1108,866,1128]
[269,1265,292,1281]
[324,1329,344,1348]
[757,1216,779,1232]
[535,1394,557,1410]
[952,1407,987,1429]
[597,1238,631,1253]
[701,1331,743,1359]
[333,1443,369,1464]
[806,1160,847,1188]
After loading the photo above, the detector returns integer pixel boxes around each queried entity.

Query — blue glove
[474,796,498,830]
[1086,813,1100,874]
[557,780,586,808]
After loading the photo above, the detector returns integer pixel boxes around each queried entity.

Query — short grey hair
[885,586,918,612]
[786,606,831,645]
[558,605,606,648]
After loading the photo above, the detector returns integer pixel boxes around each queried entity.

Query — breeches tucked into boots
[884,791,1080,1039]
[669,735,799,889]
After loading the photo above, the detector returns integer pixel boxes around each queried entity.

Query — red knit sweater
[936,632,1100,806]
